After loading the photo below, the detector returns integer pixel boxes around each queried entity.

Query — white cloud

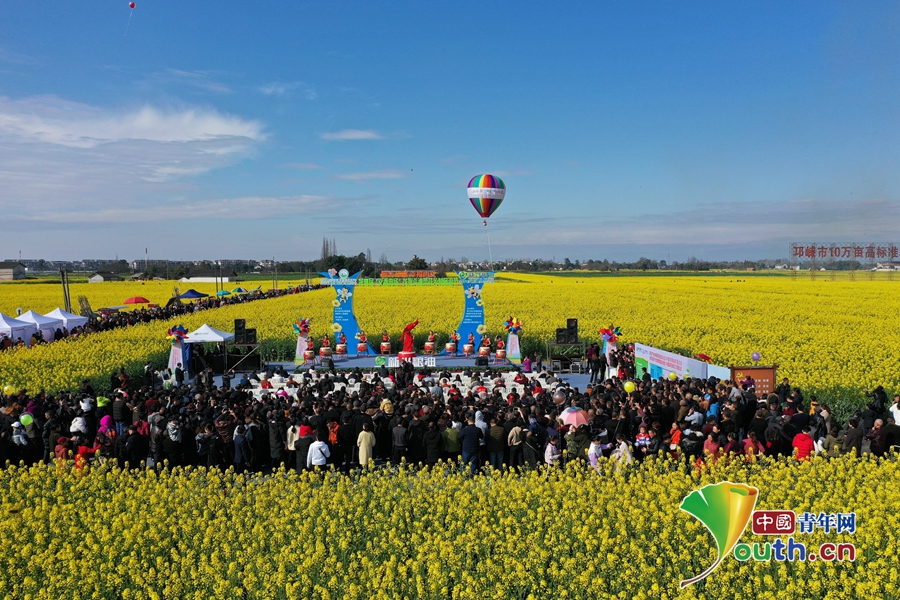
[0,95,267,220]
[0,95,263,148]
[258,81,317,99]
[320,129,383,141]
[9,195,347,224]
[335,169,406,182]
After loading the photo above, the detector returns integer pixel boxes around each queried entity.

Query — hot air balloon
[467,174,505,225]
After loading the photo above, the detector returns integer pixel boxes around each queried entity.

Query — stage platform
[250,354,596,394]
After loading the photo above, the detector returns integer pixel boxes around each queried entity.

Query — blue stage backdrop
[319,269,373,356]
[446,271,496,354]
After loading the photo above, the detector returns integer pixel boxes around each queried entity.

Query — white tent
[45,308,89,329]
[18,310,64,341]
[184,324,235,344]
[0,313,39,347]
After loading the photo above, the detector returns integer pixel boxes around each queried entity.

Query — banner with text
[634,343,709,380]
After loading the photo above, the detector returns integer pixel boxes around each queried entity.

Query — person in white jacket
[307,433,331,469]
[611,434,633,467]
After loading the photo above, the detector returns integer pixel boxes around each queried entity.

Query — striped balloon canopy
[467,174,506,219]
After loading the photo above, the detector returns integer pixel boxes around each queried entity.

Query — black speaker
[234,319,246,344]
[475,356,489,367]
[567,318,578,342]
[244,328,257,345]
[556,328,568,344]
[322,357,334,370]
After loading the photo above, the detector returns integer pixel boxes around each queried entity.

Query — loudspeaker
[475,356,489,367]
[556,328,568,344]
[234,319,246,344]
[244,328,257,345]
[567,318,578,342]
[322,357,334,370]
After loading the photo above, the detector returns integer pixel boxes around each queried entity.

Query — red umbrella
[124,296,150,304]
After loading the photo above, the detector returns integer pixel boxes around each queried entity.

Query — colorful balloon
[467,174,506,219]
[19,413,33,426]
[751,352,761,362]
[129,2,136,8]
[624,381,635,394]
[668,372,677,381]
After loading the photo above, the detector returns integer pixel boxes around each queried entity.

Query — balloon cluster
[166,325,187,345]
[503,316,523,335]
[293,318,311,335]
[599,325,623,343]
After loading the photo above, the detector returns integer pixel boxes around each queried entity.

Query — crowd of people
[0,284,322,351]
[2,353,898,473]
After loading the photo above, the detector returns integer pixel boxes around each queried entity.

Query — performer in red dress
[400,319,419,354]
[480,334,491,349]
[338,332,347,345]
[468,332,475,346]
[382,330,390,343]
[358,330,368,344]
[451,331,460,344]
[427,331,436,344]
[495,335,505,350]
[321,334,331,348]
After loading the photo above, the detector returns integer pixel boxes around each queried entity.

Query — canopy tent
[17,310,64,341]
[0,313,39,347]
[44,308,89,329]
[180,289,209,299]
[184,324,235,344]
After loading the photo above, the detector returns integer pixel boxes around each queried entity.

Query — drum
[478,346,490,357]
[319,347,333,357]
[463,344,474,356]
[303,350,315,362]
[335,344,347,355]
[445,343,457,353]
[357,342,369,354]
[496,349,507,360]
[381,342,392,354]
[424,341,436,354]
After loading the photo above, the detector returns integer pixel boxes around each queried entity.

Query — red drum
[478,346,490,357]
[381,342,392,354]
[496,349,507,360]
[462,344,474,356]
[319,347,333,357]
[335,344,347,355]
[303,350,315,361]
[424,341,436,354]
[445,343,457,353]
[357,342,369,353]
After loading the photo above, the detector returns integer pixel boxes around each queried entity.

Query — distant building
[0,262,26,281]
[89,271,125,283]
[178,270,237,284]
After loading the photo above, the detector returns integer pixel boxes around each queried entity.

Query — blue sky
[1,1,898,262]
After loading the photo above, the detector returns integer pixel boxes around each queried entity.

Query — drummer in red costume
[480,334,491,349]
[338,332,347,345]
[358,330,368,344]
[468,332,475,346]
[494,335,505,350]
[321,334,331,348]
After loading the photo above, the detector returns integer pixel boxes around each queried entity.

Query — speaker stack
[567,318,578,343]
[556,328,568,344]
[245,328,257,345]
[234,319,246,344]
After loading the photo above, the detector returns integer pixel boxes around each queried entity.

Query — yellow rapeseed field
[2,273,898,413]
[0,456,893,599]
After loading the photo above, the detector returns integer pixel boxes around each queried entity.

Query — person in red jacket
[792,427,815,461]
